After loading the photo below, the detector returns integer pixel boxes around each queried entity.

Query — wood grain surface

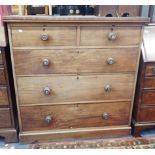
[0,108,12,128]
[11,26,77,47]
[80,26,141,46]
[20,126,131,143]
[11,26,141,47]
[5,16,146,142]
[13,48,139,75]
[145,65,155,76]
[0,68,6,85]
[0,129,17,143]
[3,16,150,24]
[20,101,130,131]
[17,74,135,105]
[142,90,155,105]
[143,77,155,88]
[0,87,9,106]
[138,106,155,122]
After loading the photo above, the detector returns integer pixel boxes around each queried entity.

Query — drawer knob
[102,112,109,120]
[104,84,112,92]
[45,115,53,124]
[43,87,51,95]
[152,68,155,74]
[108,32,117,41]
[41,33,49,41]
[106,57,114,65]
[42,58,49,66]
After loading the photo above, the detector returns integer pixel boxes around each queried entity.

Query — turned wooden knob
[40,33,49,41]
[102,112,109,120]
[45,115,53,124]
[104,84,112,92]
[108,32,117,41]
[43,87,51,95]
[106,57,114,65]
[42,58,50,66]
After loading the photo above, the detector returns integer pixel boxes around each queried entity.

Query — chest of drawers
[132,25,155,136]
[0,47,17,143]
[3,16,148,143]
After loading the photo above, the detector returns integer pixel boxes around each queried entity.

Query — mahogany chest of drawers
[132,25,155,136]
[3,16,148,143]
[0,47,17,143]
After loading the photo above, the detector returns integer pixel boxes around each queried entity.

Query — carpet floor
[1,128,155,149]
[31,136,155,149]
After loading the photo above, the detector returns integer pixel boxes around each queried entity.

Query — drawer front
[139,107,155,122]
[143,77,155,88]
[0,68,6,85]
[13,48,139,75]
[0,51,3,65]
[0,87,9,106]
[17,74,135,105]
[0,108,12,128]
[80,26,141,46]
[145,65,155,76]
[142,90,155,105]
[11,26,77,47]
[20,102,130,131]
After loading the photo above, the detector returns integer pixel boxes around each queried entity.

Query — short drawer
[145,65,155,76]
[0,108,12,128]
[13,48,139,75]
[11,26,77,47]
[142,90,155,105]
[20,101,130,131]
[0,87,9,106]
[0,68,6,85]
[138,107,155,122]
[80,26,141,46]
[17,74,135,105]
[143,77,155,88]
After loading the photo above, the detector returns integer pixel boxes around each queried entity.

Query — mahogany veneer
[132,24,155,136]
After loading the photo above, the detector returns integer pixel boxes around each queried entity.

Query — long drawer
[13,48,139,75]
[20,101,130,131]
[17,74,135,105]
[11,26,77,47]
[0,108,12,128]
[0,87,9,106]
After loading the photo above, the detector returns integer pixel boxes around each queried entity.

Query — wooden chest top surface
[3,16,150,24]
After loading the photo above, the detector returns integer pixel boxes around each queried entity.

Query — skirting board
[0,128,18,143]
[132,120,155,137]
[19,126,131,143]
